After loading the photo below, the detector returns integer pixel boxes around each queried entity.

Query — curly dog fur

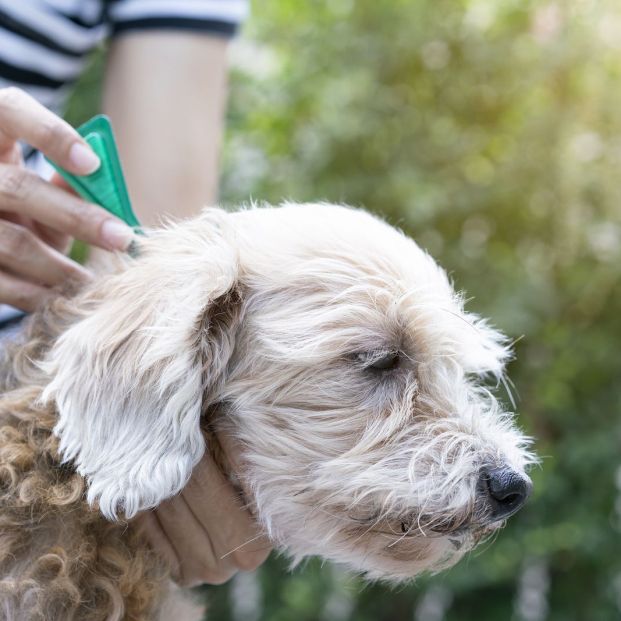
[0,300,172,619]
[0,204,535,620]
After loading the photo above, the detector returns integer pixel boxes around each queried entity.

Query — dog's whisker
[219,533,267,560]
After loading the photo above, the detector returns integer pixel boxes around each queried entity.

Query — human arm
[102,32,229,226]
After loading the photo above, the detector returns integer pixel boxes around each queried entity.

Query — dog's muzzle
[479,465,532,523]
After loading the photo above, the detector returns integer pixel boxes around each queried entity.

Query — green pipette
[47,115,141,230]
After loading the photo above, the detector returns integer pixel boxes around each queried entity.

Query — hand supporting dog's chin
[134,430,271,588]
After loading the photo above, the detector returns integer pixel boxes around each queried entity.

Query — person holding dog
[0,0,270,586]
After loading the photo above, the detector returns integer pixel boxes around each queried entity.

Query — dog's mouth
[344,512,498,561]
[351,502,506,541]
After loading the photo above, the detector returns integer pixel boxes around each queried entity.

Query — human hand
[135,449,272,587]
[0,87,135,312]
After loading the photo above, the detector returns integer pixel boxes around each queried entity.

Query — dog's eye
[352,351,402,371]
[368,352,401,371]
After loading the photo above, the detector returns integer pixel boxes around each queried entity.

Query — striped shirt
[0,0,248,161]
[0,0,248,329]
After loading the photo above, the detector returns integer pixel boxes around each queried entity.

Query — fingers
[147,451,271,587]
[49,171,75,193]
[0,270,53,312]
[183,453,271,570]
[0,164,134,251]
[31,222,72,254]
[0,210,71,254]
[0,87,99,174]
[0,219,91,311]
[0,219,91,287]
[153,492,238,587]
[43,175,78,252]
[134,511,181,577]
[0,142,23,166]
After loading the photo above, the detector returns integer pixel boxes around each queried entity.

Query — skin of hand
[135,441,272,587]
[104,33,271,584]
[0,87,135,312]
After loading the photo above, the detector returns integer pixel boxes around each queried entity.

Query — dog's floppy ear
[41,209,240,519]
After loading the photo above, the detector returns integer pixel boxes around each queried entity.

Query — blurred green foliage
[67,1,621,619]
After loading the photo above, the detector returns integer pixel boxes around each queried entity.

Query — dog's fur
[0,204,535,619]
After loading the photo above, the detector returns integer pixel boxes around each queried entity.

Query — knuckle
[193,563,236,586]
[0,222,30,258]
[61,201,90,236]
[0,87,24,113]
[0,167,30,203]
[231,548,269,572]
[37,118,69,152]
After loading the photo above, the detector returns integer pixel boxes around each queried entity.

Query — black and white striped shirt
[0,0,248,329]
[0,0,248,118]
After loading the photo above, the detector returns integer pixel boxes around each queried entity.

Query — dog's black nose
[480,466,532,521]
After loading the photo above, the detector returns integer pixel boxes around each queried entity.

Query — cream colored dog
[0,203,534,619]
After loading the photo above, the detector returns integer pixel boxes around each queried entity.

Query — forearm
[102,32,229,226]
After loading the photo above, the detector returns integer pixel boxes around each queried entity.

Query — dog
[0,203,535,619]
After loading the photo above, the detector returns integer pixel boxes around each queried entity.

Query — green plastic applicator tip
[47,115,141,231]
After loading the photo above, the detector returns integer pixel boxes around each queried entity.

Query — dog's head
[42,204,535,580]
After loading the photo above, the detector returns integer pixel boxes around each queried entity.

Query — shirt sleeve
[106,0,249,38]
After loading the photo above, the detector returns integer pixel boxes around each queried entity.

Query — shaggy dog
[0,204,535,620]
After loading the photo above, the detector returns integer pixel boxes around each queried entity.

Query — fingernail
[69,142,100,174]
[101,219,135,251]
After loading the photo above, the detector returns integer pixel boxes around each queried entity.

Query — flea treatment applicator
[47,115,141,231]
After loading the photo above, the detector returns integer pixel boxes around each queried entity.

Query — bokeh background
[67,1,621,619]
